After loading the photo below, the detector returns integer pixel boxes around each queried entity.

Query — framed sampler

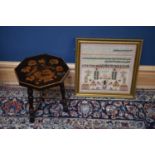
[75,38,143,98]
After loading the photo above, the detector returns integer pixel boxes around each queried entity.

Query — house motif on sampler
[107,81,113,90]
[112,80,120,90]
[90,80,96,90]
[96,81,102,90]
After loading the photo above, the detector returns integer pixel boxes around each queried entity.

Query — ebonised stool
[15,54,69,123]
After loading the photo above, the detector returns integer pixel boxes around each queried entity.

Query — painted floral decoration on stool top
[15,54,69,89]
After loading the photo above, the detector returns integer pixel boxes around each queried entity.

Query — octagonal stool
[15,54,69,123]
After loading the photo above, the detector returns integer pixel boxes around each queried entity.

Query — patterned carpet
[0,85,155,129]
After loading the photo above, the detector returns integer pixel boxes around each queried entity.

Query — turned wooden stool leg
[41,90,45,102]
[28,88,35,123]
[60,82,68,112]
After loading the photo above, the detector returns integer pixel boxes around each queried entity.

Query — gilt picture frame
[75,38,143,98]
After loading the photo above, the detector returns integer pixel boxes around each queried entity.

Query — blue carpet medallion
[0,85,155,129]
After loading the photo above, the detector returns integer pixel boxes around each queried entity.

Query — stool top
[15,54,69,89]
